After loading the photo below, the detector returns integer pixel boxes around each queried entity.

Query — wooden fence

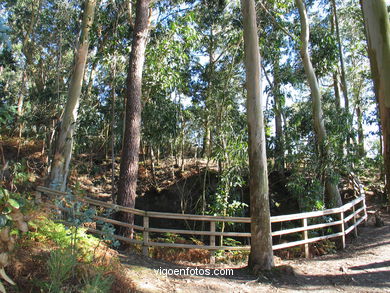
[36,185,367,261]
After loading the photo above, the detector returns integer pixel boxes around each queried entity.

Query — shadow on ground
[120,212,390,292]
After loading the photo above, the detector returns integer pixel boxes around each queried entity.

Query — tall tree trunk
[356,101,365,157]
[201,23,214,159]
[329,6,344,158]
[16,0,42,137]
[354,80,365,157]
[117,0,151,238]
[111,56,117,203]
[360,0,390,204]
[330,0,348,108]
[333,73,341,110]
[333,71,345,155]
[241,0,274,271]
[48,0,97,191]
[273,55,285,175]
[296,0,342,208]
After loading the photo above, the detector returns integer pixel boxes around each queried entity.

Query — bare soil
[120,208,390,293]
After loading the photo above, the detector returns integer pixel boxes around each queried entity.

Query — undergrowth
[5,212,134,293]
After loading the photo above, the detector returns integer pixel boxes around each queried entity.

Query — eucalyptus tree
[117,0,151,238]
[75,0,132,157]
[187,0,244,161]
[2,1,84,169]
[360,0,390,203]
[259,0,295,175]
[340,4,372,158]
[295,0,342,208]
[0,0,42,137]
[15,0,42,137]
[49,0,97,191]
[241,0,274,271]
[330,0,348,108]
[141,7,195,171]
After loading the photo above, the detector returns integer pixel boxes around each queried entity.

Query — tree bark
[16,0,42,138]
[333,72,341,110]
[296,0,342,208]
[48,0,97,191]
[330,0,348,108]
[330,0,352,157]
[117,0,151,238]
[273,56,285,175]
[111,56,117,203]
[241,0,274,271]
[354,81,365,157]
[360,0,390,204]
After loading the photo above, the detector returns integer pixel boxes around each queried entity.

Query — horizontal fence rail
[36,184,367,261]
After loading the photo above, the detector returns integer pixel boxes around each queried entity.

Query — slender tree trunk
[16,0,42,138]
[356,103,365,157]
[354,81,365,157]
[86,64,97,99]
[202,24,214,159]
[273,56,285,175]
[16,71,27,138]
[201,121,211,158]
[180,125,185,172]
[241,0,274,271]
[117,0,151,238]
[333,72,341,110]
[179,101,185,172]
[111,56,117,203]
[296,0,342,208]
[360,0,390,203]
[330,0,348,108]
[149,146,156,184]
[329,6,344,158]
[48,0,97,191]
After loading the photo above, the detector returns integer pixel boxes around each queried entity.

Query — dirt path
[120,210,390,293]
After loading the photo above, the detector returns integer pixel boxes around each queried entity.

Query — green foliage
[0,105,16,127]
[214,237,249,263]
[222,237,241,247]
[0,187,25,228]
[0,186,30,292]
[159,232,186,244]
[309,21,338,78]
[208,130,248,220]
[0,0,384,255]
[80,273,113,293]
[287,173,324,212]
[9,161,30,186]
[44,248,78,293]
[27,212,114,292]
[28,217,100,261]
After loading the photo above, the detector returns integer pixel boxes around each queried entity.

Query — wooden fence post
[210,221,216,264]
[352,205,358,238]
[143,215,149,256]
[363,197,368,225]
[302,218,309,258]
[340,211,346,249]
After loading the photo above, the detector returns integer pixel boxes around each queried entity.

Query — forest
[0,0,390,292]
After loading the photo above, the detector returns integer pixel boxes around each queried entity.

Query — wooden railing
[36,185,367,261]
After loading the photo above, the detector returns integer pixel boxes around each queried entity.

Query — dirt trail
[120,210,390,293]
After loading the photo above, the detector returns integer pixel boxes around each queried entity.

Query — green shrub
[44,248,78,293]
[81,273,113,293]
[28,217,100,262]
